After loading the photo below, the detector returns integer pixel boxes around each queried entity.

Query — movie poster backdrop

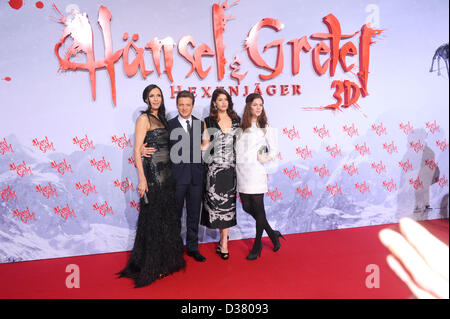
[0,0,448,263]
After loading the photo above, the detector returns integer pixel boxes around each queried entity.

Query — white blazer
[236,123,278,194]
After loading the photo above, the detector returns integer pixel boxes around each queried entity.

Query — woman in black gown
[118,84,185,287]
[201,88,240,260]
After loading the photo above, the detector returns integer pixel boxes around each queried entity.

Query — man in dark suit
[167,90,206,262]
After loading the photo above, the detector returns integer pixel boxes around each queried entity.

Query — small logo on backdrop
[355,181,370,194]
[371,160,386,174]
[13,207,37,223]
[424,159,438,171]
[113,178,135,194]
[409,140,424,153]
[1,185,18,202]
[112,133,132,149]
[296,145,313,160]
[326,183,342,197]
[130,200,140,212]
[32,136,55,153]
[90,156,112,173]
[93,201,115,216]
[343,162,359,176]
[296,185,313,199]
[409,177,424,190]
[382,141,398,155]
[0,137,14,155]
[314,164,330,178]
[343,123,359,138]
[425,120,440,134]
[75,180,98,196]
[73,134,95,151]
[371,122,387,136]
[50,159,73,175]
[282,166,301,181]
[435,175,449,188]
[325,144,341,158]
[313,125,330,139]
[399,121,413,135]
[266,187,283,202]
[282,125,300,140]
[128,156,137,168]
[10,161,33,177]
[398,159,413,173]
[355,142,370,156]
[436,138,448,152]
[36,183,59,199]
[382,179,397,192]
[54,204,77,220]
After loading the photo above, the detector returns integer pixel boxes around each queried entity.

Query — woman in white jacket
[236,93,286,260]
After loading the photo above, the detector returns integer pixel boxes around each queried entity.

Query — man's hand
[379,218,449,299]
[140,143,156,158]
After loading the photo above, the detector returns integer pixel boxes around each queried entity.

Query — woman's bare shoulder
[136,113,151,130]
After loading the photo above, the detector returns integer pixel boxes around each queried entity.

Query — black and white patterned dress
[201,116,240,229]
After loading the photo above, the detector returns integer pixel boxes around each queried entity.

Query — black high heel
[246,242,262,260]
[272,231,286,252]
[216,235,230,254]
[218,248,229,260]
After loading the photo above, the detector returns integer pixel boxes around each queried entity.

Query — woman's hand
[257,150,272,163]
[137,179,148,198]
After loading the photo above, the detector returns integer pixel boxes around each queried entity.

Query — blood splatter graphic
[2,77,12,82]
[35,1,44,9]
[8,0,23,10]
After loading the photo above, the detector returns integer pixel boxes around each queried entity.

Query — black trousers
[176,183,203,252]
[239,193,275,248]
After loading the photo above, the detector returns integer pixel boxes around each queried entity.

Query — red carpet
[1,219,448,299]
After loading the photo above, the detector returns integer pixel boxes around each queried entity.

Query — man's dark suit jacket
[168,116,204,185]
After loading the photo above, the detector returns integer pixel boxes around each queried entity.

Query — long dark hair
[209,88,240,122]
[141,84,168,128]
[240,93,267,132]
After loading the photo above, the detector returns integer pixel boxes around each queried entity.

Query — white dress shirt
[178,115,192,133]
[236,123,278,194]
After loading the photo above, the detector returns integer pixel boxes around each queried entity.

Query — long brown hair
[240,93,267,132]
[209,88,240,122]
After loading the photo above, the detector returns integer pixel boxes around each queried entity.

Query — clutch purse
[142,191,149,205]
[257,145,269,156]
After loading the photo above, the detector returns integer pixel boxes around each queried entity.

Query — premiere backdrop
[0,0,448,263]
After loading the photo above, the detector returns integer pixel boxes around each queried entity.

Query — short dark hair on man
[176,90,195,106]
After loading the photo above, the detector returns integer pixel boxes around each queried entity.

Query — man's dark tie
[186,120,191,134]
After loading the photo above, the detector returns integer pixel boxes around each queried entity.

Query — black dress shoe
[187,251,206,262]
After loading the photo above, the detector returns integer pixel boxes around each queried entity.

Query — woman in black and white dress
[236,93,285,260]
[201,88,240,260]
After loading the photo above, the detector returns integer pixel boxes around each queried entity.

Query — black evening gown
[201,116,240,229]
[118,115,185,288]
